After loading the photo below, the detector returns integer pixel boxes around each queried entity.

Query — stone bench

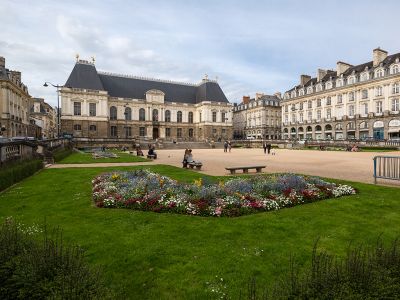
[188,162,202,170]
[147,154,156,159]
[225,165,266,175]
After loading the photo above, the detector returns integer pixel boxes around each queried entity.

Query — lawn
[58,150,149,164]
[0,165,399,299]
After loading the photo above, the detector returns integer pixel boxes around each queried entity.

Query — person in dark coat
[263,142,267,154]
[267,143,272,154]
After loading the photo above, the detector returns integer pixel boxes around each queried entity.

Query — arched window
[315,125,322,131]
[152,109,159,121]
[325,124,332,131]
[165,110,171,122]
[375,69,384,78]
[124,107,132,121]
[306,126,312,132]
[335,124,343,130]
[110,106,117,120]
[177,111,182,123]
[139,108,145,121]
[188,112,193,123]
[393,83,400,95]
[391,65,399,74]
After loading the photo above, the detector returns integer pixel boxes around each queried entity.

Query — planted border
[92,170,356,217]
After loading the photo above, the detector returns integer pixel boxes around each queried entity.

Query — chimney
[300,74,311,85]
[0,56,5,68]
[336,61,352,75]
[255,92,264,100]
[242,96,250,104]
[317,69,328,82]
[10,71,21,82]
[274,92,282,99]
[373,47,388,67]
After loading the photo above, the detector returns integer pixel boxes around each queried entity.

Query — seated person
[148,147,157,159]
[136,147,144,156]
[186,149,201,165]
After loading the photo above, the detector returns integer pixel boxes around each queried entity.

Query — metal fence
[373,156,400,184]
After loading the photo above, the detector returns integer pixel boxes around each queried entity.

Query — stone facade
[30,98,57,139]
[282,48,400,140]
[61,60,233,142]
[233,93,281,139]
[0,56,32,138]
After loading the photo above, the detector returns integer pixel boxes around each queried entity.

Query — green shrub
[0,218,109,299]
[53,148,73,162]
[241,237,400,299]
[0,159,43,191]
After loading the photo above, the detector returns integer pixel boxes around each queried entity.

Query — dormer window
[299,89,304,96]
[336,79,343,87]
[360,72,369,82]
[325,81,332,89]
[307,86,313,94]
[348,76,355,85]
[391,65,399,75]
[291,91,296,98]
[316,84,322,92]
[375,68,384,78]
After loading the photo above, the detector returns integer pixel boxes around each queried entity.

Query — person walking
[228,140,232,153]
[267,143,272,154]
[224,141,228,153]
[263,142,267,154]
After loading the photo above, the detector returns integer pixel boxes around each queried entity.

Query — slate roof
[285,52,400,94]
[64,61,229,104]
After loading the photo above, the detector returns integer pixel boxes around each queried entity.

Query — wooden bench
[187,162,202,170]
[225,165,266,175]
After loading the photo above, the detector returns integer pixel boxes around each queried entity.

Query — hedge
[0,159,43,192]
[53,148,73,162]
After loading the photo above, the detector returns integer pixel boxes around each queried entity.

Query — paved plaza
[50,148,400,185]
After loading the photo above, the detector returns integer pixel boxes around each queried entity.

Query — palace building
[61,59,233,142]
[282,48,400,140]
[233,93,281,139]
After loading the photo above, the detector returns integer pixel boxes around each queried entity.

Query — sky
[1,0,400,107]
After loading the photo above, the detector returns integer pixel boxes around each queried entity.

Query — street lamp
[43,82,62,138]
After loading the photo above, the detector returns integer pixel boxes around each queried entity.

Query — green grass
[58,150,149,164]
[0,165,399,299]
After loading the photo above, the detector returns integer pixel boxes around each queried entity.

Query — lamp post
[43,82,62,138]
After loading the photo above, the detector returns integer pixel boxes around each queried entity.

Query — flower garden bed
[92,170,356,217]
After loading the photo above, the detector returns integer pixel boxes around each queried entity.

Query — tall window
[199,112,202,122]
[363,103,369,115]
[348,105,354,116]
[221,112,226,122]
[299,102,303,110]
[299,113,303,122]
[308,111,312,121]
[188,112,193,123]
[291,114,296,123]
[337,94,343,104]
[165,110,171,122]
[393,83,400,94]
[189,128,194,138]
[308,101,312,109]
[139,108,145,121]
[361,89,368,99]
[348,92,355,101]
[125,107,132,120]
[326,108,331,119]
[177,128,182,138]
[165,128,171,137]
[139,127,145,136]
[110,106,117,120]
[177,111,182,123]
[317,110,321,120]
[124,126,132,137]
[376,86,383,97]
[212,111,217,122]
[317,99,321,107]
[110,126,117,137]
[392,99,400,111]
[152,109,158,121]
[89,103,96,116]
[376,101,383,113]
[285,105,288,112]
[74,102,81,116]
[326,97,331,106]
[89,125,97,131]
[73,124,81,131]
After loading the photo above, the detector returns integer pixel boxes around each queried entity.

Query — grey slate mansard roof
[64,61,229,104]
[285,52,400,93]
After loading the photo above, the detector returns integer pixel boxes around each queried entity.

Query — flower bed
[92,170,356,217]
